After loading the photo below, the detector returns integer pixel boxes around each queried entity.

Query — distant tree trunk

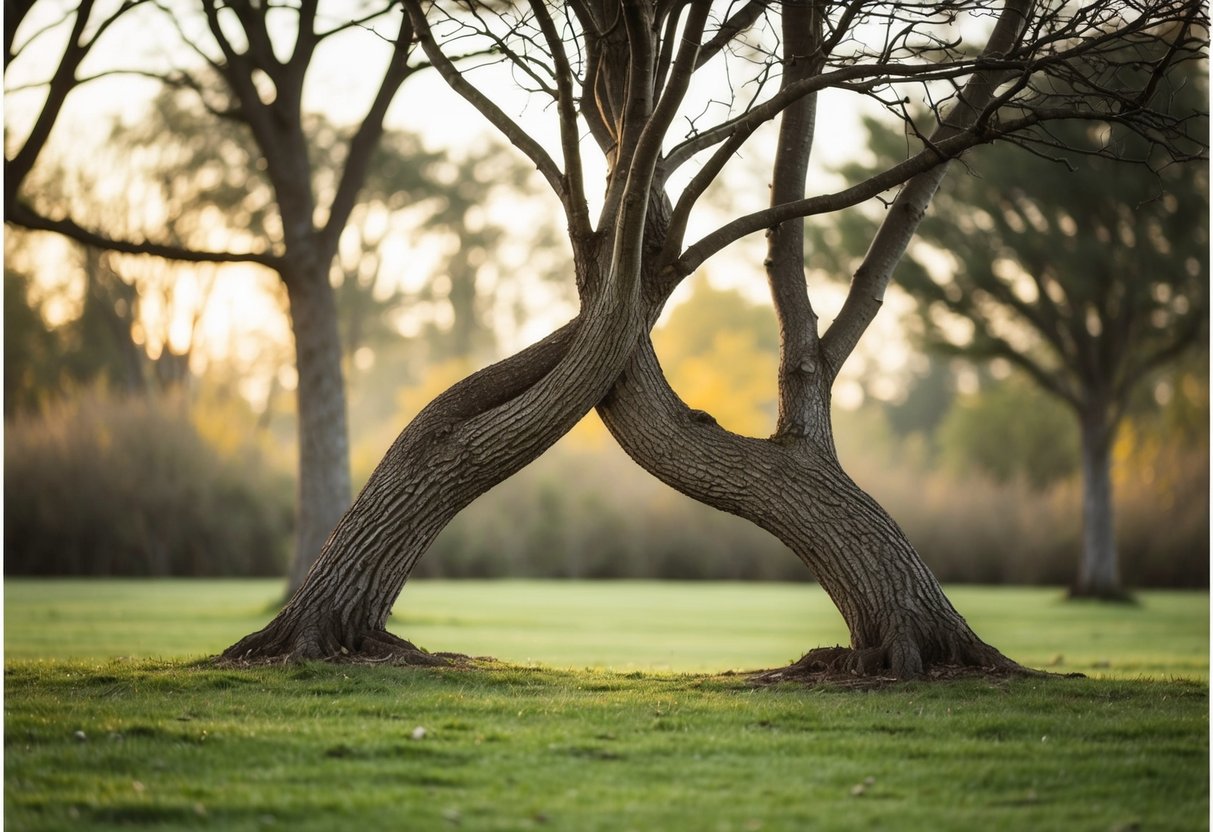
[283,266,353,595]
[597,340,1015,678]
[1073,406,1124,599]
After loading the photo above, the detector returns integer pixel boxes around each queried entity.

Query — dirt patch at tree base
[214,638,1082,686]
[743,645,1079,689]
[214,627,499,669]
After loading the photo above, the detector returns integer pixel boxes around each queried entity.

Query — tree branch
[402,0,565,200]
[5,0,97,210]
[529,0,592,240]
[766,0,826,437]
[669,119,1025,291]
[607,2,710,307]
[974,332,1082,409]
[695,0,769,69]
[1117,298,1207,400]
[319,11,416,258]
[820,0,1032,377]
[8,201,282,269]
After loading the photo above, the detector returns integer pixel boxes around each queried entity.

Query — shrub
[4,388,292,576]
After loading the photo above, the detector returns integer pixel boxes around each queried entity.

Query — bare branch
[695,0,770,69]
[669,120,1016,289]
[316,4,400,41]
[607,3,711,306]
[150,0,227,77]
[319,11,417,258]
[8,201,282,269]
[7,2,71,66]
[821,0,1033,376]
[529,0,592,240]
[2,0,144,210]
[402,0,565,200]
[289,0,321,70]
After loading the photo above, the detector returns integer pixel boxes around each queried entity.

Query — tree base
[216,626,481,668]
[1068,586,1138,604]
[748,644,1041,687]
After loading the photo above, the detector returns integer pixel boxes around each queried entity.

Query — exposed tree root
[748,645,1051,689]
[215,626,487,668]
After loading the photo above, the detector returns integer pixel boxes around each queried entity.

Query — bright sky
[6,1,923,411]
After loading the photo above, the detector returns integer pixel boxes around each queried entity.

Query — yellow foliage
[1114,416,1208,513]
[652,278,780,437]
[368,280,782,461]
[662,329,778,436]
[191,395,255,457]
[567,411,611,448]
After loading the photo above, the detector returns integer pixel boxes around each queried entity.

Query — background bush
[6,378,1205,587]
[4,388,292,576]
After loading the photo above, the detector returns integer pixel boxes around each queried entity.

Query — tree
[850,67,1206,598]
[211,0,1204,676]
[4,1,435,594]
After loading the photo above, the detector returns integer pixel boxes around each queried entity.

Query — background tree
[6,1,427,594]
[223,0,1206,677]
[4,0,140,212]
[828,67,1207,599]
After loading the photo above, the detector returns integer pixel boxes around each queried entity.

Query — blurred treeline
[6,251,1207,585]
[416,280,1209,588]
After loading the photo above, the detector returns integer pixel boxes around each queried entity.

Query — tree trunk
[1072,408,1125,599]
[229,224,1020,676]
[222,249,648,662]
[598,340,1019,678]
[283,268,354,596]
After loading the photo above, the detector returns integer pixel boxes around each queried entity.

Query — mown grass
[5,662,1208,831]
[5,579,1209,677]
[4,580,1209,831]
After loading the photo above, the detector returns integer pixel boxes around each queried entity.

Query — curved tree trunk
[221,0,1032,677]
[228,268,1019,676]
[283,268,354,596]
[1072,408,1125,599]
[223,260,650,662]
[597,340,1018,679]
[227,206,1020,676]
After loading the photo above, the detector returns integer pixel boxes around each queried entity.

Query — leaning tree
[223,0,1206,678]
[817,59,1206,601]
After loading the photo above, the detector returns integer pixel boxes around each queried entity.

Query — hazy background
[5,2,1207,589]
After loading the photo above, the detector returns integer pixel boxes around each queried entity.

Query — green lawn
[4,580,1209,831]
[5,579,1209,677]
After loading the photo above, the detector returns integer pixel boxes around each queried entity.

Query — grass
[4,580,1209,831]
[5,579,1209,677]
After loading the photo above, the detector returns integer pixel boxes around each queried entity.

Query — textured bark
[1072,408,1125,599]
[221,0,1047,675]
[223,249,649,662]
[597,340,1017,679]
[765,0,832,451]
[283,267,354,596]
